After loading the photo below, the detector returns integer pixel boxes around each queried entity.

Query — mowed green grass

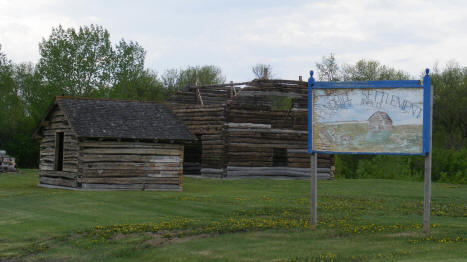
[0,170,465,262]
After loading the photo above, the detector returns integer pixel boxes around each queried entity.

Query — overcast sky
[1,0,466,82]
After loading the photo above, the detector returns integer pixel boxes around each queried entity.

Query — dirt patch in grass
[384,231,424,238]
[144,232,213,247]
[193,249,213,256]
[112,234,126,241]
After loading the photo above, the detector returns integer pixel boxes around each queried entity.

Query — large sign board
[308,71,431,155]
[306,69,432,231]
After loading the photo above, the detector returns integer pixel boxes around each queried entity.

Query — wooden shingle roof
[35,97,195,141]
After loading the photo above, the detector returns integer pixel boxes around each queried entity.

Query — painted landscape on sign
[312,88,424,154]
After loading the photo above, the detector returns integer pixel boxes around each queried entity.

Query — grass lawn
[0,169,465,261]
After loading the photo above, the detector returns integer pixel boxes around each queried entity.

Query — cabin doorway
[273,148,288,167]
[55,132,64,171]
[183,134,202,175]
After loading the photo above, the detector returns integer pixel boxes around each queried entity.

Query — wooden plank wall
[78,141,183,191]
[38,106,79,188]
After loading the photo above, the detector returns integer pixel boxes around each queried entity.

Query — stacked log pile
[167,83,244,105]
[0,150,18,173]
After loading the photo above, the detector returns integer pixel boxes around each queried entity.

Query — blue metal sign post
[307,71,317,229]
[423,69,433,232]
[307,69,432,231]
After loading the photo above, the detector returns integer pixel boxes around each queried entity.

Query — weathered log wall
[77,140,183,191]
[38,106,80,188]
[168,104,226,178]
[167,84,238,177]
[224,80,334,179]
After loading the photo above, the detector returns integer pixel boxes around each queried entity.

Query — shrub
[433,149,467,184]
[335,149,466,184]
[355,155,420,181]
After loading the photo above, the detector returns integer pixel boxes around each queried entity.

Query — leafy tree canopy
[431,62,467,149]
[316,54,410,81]
[341,59,410,81]
[37,24,147,96]
[162,65,225,94]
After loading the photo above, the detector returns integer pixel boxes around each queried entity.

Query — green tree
[0,45,23,145]
[430,62,467,150]
[316,53,340,81]
[0,44,17,144]
[13,63,45,121]
[0,46,39,167]
[113,40,146,84]
[37,25,114,96]
[0,44,10,72]
[161,68,179,93]
[341,59,410,81]
[110,69,166,102]
[162,65,225,94]
[37,24,148,97]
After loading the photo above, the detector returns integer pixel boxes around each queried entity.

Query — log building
[167,79,335,179]
[33,97,195,191]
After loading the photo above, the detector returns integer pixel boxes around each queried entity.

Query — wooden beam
[310,153,317,229]
[230,81,237,97]
[262,68,268,80]
[196,88,204,106]
[423,84,433,232]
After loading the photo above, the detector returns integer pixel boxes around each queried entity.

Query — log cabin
[167,78,335,179]
[33,97,195,191]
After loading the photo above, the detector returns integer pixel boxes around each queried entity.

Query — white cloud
[0,0,466,81]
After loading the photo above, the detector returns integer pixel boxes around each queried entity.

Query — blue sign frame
[308,69,431,156]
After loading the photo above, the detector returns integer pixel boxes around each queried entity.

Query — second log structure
[167,78,335,179]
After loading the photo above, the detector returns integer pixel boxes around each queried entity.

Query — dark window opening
[183,134,202,175]
[55,132,64,171]
[273,148,288,167]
